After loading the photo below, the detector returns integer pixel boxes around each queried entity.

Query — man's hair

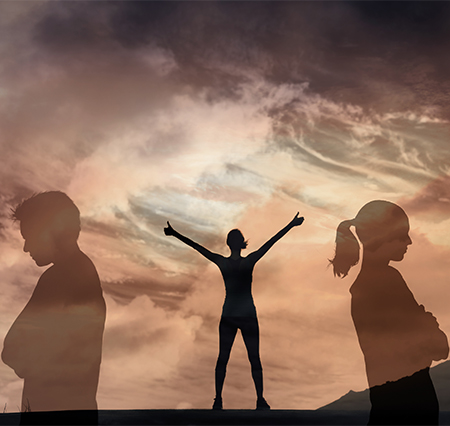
[12,191,81,242]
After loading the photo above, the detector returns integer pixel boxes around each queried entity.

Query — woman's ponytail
[330,219,359,278]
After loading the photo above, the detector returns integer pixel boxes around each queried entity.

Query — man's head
[12,192,81,266]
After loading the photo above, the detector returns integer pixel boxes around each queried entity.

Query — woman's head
[226,229,248,250]
[330,200,411,277]
[353,200,410,249]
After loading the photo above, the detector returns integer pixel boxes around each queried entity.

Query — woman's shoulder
[350,265,405,294]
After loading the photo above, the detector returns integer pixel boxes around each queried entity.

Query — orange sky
[1,1,450,411]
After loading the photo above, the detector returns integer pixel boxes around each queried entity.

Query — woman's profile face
[379,225,412,262]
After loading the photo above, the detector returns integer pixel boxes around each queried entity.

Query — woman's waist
[221,297,257,317]
[224,293,254,302]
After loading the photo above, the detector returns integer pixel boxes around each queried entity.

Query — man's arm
[1,273,50,378]
[2,313,29,378]
[164,221,223,265]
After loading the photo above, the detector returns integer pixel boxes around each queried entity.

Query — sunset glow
[1,1,450,411]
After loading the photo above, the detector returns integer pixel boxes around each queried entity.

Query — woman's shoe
[256,397,270,410]
[212,397,223,410]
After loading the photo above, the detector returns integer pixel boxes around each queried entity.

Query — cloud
[97,294,203,409]
[13,1,449,119]
[400,175,450,222]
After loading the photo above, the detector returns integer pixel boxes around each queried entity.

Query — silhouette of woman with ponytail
[330,200,448,425]
[164,213,304,410]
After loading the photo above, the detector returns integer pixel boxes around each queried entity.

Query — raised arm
[164,221,222,265]
[248,213,304,264]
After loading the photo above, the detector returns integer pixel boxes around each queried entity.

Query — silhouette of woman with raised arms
[330,200,448,425]
[164,213,304,410]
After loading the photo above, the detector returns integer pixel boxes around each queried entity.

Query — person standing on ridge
[164,213,304,410]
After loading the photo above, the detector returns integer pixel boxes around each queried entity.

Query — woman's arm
[418,306,449,362]
[164,221,222,265]
[247,213,304,265]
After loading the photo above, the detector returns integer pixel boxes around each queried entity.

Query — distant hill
[319,360,450,411]
[318,388,370,411]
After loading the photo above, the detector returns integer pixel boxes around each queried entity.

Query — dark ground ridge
[2,409,450,425]
[0,409,368,425]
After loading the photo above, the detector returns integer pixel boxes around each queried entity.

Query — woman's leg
[215,317,238,399]
[241,318,264,399]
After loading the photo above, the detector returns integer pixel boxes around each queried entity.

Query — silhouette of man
[2,192,106,424]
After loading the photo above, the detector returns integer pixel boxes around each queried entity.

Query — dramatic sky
[2,0,450,411]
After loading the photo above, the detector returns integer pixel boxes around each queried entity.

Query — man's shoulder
[64,251,100,280]
[67,253,105,309]
[51,251,103,296]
